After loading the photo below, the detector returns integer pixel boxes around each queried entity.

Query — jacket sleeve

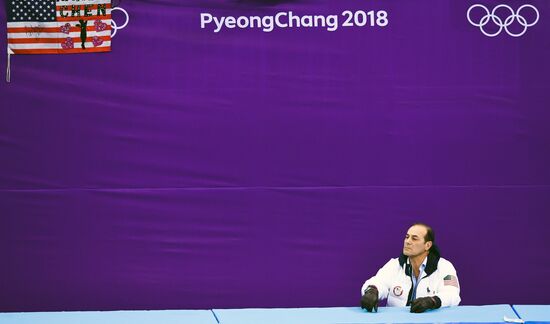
[360,259,398,301]
[436,259,461,307]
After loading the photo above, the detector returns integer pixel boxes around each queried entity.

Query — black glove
[360,286,379,312]
[410,296,441,313]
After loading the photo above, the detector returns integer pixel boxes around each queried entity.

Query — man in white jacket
[360,223,460,313]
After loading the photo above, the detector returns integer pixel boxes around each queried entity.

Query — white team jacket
[361,252,461,307]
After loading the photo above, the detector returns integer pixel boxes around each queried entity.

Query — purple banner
[1,0,550,311]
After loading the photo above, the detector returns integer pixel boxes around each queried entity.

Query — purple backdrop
[1,0,550,312]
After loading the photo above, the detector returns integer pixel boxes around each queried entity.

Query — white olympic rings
[467,4,539,37]
[111,7,129,38]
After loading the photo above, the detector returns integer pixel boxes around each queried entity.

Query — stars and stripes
[7,0,112,54]
[443,275,459,288]
[7,0,56,21]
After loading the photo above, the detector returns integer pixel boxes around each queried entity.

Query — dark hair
[412,222,435,245]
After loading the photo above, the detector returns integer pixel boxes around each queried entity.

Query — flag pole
[6,47,14,83]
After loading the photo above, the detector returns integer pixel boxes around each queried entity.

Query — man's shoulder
[382,257,402,268]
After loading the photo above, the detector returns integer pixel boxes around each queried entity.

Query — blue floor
[0,309,215,324]
[213,304,518,324]
[1,304,548,324]
[512,305,550,323]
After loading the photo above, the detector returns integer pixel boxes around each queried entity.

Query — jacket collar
[398,244,440,276]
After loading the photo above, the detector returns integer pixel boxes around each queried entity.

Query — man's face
[403,225,432,257]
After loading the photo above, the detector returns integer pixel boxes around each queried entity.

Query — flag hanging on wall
[7,0,112,54]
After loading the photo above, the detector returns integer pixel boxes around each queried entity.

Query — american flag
[7,0,111,54]
[443,275,459,288]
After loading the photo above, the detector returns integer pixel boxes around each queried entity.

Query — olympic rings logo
[467,4,539,37]
[111,7,130,38]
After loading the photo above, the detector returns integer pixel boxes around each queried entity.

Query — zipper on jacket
[406,264,414,306]
[407,267,427,305]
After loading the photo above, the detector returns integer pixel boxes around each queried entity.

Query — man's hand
[410,296,441,313]
[360,286,379,312]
